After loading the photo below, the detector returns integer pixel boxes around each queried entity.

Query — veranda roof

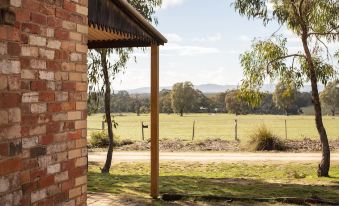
[88,0,167,48]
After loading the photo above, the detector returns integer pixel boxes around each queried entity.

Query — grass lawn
[87,113,339,141]
[88,162,339,205]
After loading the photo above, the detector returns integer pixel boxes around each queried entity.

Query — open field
[87,113,339,141]
[88,161,339,205]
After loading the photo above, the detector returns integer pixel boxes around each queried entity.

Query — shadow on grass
[88,171,339,201]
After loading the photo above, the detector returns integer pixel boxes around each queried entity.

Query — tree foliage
[233,0,338,176]
[320,80,339,116]
[225,90,250,115]
[273,82,297,115]
[171,82,197,116]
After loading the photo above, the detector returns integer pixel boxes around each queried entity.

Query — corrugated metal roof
[88,0,167,49]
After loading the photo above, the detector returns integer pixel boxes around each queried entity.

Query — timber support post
[150,44,160,199]
[285,119,287,140]
[192,120,195,141]
[235,119,238,141]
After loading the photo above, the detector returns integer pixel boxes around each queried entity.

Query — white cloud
[238,35,251,42]
[192,33,223,42]
[166,33,183,42]
[163,43,220,56]
[160,0,185,10]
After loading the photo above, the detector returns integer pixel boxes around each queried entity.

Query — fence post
[284,119,287,139]
[142,121,145,141]
[101,121,105,130]
[192,120,195,141]
[235,119,238,141]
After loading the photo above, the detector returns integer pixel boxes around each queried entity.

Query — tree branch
[308,32,338,37]
[266,54,306,71]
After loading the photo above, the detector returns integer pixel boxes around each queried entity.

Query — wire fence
[88,115,339,141]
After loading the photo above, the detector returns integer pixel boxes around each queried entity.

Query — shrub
[247,125,286,151]
[89,131,134,148]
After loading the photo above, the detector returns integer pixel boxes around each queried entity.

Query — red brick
[41,134,54,145]
[62,82,76,91]
[39,175,54,188]
[64,121,75,131]
[22,182,38,195]
[48,103,62,112]
[21,194,31,206]
[47,61,61,71]
[69,166,86,178]
[22,0,40,10]
[54,50,69,60]
[31,12,47,25]
[47,16,63,28]
[31,81,47,91]
[7,42,21,56]
[39,91,55,102]
[0,157,21,175]
[20,58,30,69]
[21,33,29,44]
[68,130,81,140]
[30,168,46,180]
[70,14,85,24]
[22,115,38,126]
[61,159,75,172]
[47,122,62,134]
[61,179,74,191]
[21,158,38,170]
[55,8,70,20]
[40,4,55,16]
[55,29,69,40]
[16,9,30,22]
[0,143,9,156]
[63,1,76,12]
[21,170,31,184]
[61,102,75,111]
[53,192,68,204]
[22,23,40,34]
[21,126,30,136]
[0,93,21,108]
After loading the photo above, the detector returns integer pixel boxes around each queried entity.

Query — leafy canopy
[233,0,338,105]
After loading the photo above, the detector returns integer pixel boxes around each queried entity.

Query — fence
[87,114,339,141]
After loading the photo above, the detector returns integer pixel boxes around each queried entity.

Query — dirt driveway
[88,151,339,163]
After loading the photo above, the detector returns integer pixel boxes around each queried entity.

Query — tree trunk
[180,109,183,117]
[301,33,330,177]
[100,50,114,174]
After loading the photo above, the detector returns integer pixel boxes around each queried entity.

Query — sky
[111,0,337,91]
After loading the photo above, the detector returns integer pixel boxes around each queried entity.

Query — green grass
[87,113,339,141]
[88,162,339,203]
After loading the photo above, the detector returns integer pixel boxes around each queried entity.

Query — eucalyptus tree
[320,80,339,116]
[233,0,338,176]
[171,82,197,116]
[273,82,297,115]
[88,0,162,173]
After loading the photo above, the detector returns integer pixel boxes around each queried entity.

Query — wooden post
[235,119,238,141]
[102,121,105,130]
[192,120,195,141]
[142,122,144,141]
[284,119,287,139]
[150,44,159,199]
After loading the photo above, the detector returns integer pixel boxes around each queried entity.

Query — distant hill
[125,84,322,94]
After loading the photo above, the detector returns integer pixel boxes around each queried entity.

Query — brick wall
[0,0,88,205]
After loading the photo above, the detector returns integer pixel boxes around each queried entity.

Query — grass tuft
[89,130,134,148]
[247,125,286,151]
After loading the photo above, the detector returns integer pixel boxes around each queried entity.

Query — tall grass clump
[247,125,286,151]
[89,131,134,148]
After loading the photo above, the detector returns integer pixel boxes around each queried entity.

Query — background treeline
[88,81,338,116]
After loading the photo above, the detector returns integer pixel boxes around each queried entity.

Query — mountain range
[125,84,322,94]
